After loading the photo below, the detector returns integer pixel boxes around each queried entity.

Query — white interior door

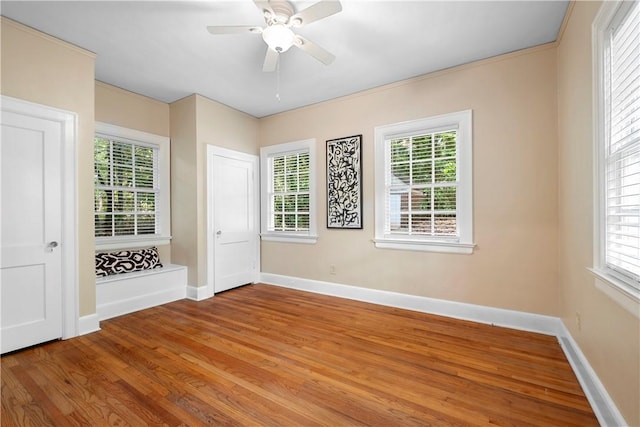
[1,109,63,354]
[208,146,259,294]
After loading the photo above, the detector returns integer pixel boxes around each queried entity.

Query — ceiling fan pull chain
[276,54,281,102]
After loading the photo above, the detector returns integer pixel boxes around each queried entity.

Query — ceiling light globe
[262,24,294,53]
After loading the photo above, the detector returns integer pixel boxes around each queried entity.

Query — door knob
[216,230,222,236]
[47,241,58,252]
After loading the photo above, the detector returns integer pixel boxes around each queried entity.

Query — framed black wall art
[326,135,362,229]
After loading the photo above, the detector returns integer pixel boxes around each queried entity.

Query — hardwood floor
[2,284,598,426]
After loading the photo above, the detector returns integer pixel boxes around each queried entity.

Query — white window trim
[591,0,640,315]
[374,110,474,254]
[260,139,318,244]
[94,122,171,250]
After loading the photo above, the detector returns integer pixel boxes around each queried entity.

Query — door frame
[206,145,260,298]
[1,95,78,339]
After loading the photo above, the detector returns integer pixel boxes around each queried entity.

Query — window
[592,1,640,300]
[270,152,310,231]
[374,110,474,254]
[260,139,317,243]
[94,122,171,250]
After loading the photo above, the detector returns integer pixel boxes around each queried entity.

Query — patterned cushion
[95,247,163,277]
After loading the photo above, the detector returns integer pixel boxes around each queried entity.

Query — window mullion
[295,156,300,230]
[109,139,115,237]
[111,204,115,238]
[134,191,138,236]
[431,132,436,236]
[408,137,413,234]
[132,144,137,237]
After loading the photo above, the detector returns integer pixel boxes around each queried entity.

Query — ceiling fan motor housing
[264,1,295,25]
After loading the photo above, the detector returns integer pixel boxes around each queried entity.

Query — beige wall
[169,95,199,285]
[95,81,170,137]
[1,18,96,317]
[95,81,172,262]
[170,94,259,287]
[557,2,640,424]
[260,45,560,316]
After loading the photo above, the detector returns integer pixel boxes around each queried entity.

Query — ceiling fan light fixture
[262,24,295,52]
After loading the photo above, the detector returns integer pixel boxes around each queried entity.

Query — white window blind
[604,1,640,286]
[94,137,160,238]
[385,129,458,237]
[268,151,310,232]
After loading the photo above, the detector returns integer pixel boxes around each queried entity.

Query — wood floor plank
[1,284,598,426]
[1,367,52,427]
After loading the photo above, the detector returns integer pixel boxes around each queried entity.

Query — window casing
[94,122,171,250]
[260,139,317,243]
[592,1,640,301]
[374,110,474,254]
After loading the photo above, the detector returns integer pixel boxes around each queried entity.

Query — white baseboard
[186,285,213,301]
[558,324,628,427]
[260,273,626,426]
[77,313,100,336]
[260,273,561,335]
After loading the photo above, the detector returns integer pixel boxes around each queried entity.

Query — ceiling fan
[207,0,342,72]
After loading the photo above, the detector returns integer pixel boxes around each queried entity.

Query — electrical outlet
[329,265,336,275]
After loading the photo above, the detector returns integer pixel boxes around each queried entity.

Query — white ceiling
[1,1,569,118]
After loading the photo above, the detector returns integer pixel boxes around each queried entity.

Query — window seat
[96,263,187,321]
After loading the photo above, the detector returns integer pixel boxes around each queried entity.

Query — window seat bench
[96,263,188,321]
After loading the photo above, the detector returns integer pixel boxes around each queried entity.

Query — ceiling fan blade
[289,0,342,27]
[207,26,262,35]
[263,48,279,72]
[294,35,335,65]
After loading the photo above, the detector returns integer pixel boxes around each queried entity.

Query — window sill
[96,236,172,251]
[373,238,475,254]
[588,268,640,319]
[261,233,318,244]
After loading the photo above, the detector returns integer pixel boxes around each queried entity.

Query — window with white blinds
[94,122,171,250]
[94,137,159,237]
[269,151,310,232]
[386,130,458,237]
[594,0,640,293]
[374,111,474,254]
[260,139,318,243]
